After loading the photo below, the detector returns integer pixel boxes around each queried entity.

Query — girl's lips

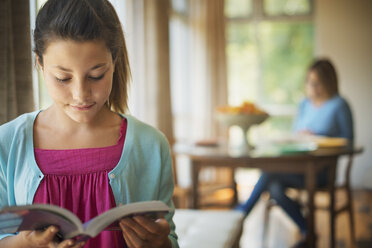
[71,103,95,111]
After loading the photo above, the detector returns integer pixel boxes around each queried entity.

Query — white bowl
[216,112,269,130]
[216,112,269,152]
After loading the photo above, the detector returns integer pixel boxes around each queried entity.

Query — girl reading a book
[0,0,178,247]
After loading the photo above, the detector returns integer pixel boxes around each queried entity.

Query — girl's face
[305,70,328,102]
[39,39,115,123]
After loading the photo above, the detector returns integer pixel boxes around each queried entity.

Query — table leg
[191,161,201,209]
[306,161,316,248]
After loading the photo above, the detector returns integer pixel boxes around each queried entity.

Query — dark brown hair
[33,0,131,113]
[308,58,339,97]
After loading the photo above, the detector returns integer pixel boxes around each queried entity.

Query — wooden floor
[237,189,372,248]
[174,176,372,248]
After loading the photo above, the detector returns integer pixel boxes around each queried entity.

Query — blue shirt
[293,95,354,143]
[0,111,179,247]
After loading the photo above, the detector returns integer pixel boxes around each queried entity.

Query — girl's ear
[36,55,43,71]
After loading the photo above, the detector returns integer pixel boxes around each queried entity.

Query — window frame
[30,0,40,109]
[227,0,314,22]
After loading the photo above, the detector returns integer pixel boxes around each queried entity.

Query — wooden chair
[171,153,192,209]
[171,153,237,209]
[262,153,357,248]
[171,150,245,248]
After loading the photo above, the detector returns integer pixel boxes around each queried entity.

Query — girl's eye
[89,74,105,81]
[55,77,70,82]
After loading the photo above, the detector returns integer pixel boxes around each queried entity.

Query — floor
[173,163,372,248]
[191,187,372,248]
[238,189,372,248]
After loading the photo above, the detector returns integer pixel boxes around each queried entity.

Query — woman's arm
[336,99,354,143]
[292,99,308,133]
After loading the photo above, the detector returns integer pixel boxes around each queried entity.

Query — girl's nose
[72,79,91,102]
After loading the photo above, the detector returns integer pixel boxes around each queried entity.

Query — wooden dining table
[173,142,363,248]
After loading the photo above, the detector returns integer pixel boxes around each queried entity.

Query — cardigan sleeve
[0,122,10,210]
[0,159,14,240]
[0,125,15,240]
[158,139,179,248]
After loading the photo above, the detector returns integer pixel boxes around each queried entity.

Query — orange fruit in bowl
[216,101,269,130]
[216,101,267,115]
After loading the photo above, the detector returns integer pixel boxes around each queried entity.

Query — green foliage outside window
[225,0,252,18]
[264,0,311,16]
[225,0,314,135]
[260,22,314,105]
[226,22,313,107]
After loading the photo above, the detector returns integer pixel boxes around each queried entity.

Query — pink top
[33,118,127,248]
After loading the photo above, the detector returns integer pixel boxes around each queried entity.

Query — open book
[0,201,169,241]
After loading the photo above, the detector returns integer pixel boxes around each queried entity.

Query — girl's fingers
[131,216,157,233]
[33,226,59,244]
[72,241,86,248]
[122,231,136,248]
[120,217,154,241]
[58,239,75,247]
[57,240,86,248]
[120,220,148,248]
[133,216,169,235]
[120,216,170,247]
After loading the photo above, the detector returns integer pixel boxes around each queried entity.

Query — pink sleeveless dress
[33,118,127,248]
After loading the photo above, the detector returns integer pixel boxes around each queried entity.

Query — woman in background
[293,59,353,140]
[236,58,354,247]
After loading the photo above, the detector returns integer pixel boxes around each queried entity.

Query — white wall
[315,0,372,188]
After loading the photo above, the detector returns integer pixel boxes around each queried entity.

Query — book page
[84,201,170,237]
[0,201,170,240]
[0,204,84,239]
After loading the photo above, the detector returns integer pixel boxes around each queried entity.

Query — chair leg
[330,188,336,248]
[262,199,275,248]
[346,185,356,248]
[328,162,337,248]
[345,155,356,248]
[232,169,238,208]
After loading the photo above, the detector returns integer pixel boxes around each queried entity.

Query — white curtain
[124,0,174,144]
[121,0,229,189]
[171,0,229,188]
[174,0,228,142]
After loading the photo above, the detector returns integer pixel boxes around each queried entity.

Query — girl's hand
[120,216,171,248]
[18,226,85,248]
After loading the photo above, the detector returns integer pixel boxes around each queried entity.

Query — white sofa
[173,209,245,248]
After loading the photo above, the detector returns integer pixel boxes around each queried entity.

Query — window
[225,0,314,140]
[30,0,50,110]
[169,0,192,141]
[169,0,314,143]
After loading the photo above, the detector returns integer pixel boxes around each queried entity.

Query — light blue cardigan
[0,111,178,247]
